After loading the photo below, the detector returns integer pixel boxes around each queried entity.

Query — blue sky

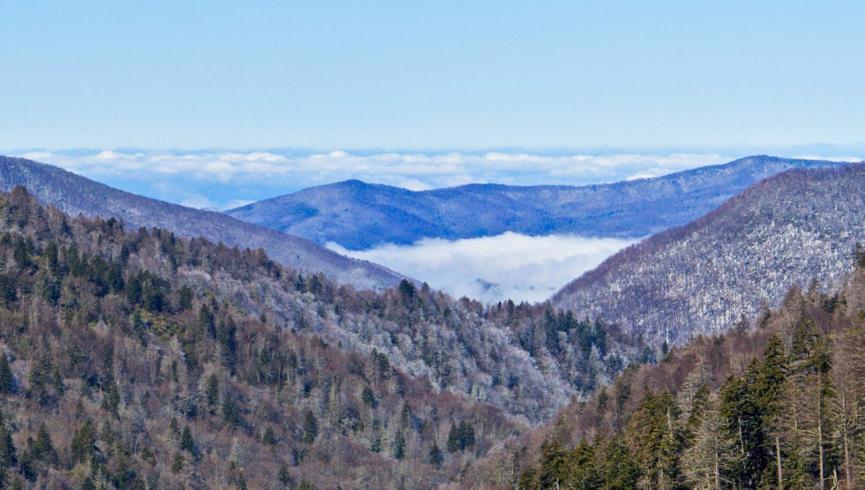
[2,1,864,150]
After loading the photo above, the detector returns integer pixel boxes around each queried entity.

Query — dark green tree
[180,426,196,454]
[206,374,219,407]
[303,410,318,444]
[446,421,476,453]
[70,419,96,464]
[392,431,406,460]
[429,443,444,468]
[0,354,13,394]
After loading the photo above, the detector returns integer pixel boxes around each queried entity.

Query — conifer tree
[429,443,444,468]
[181,426,196,455]
[0,411,16,471]
[303,411,318,444]
[0,354,13,394]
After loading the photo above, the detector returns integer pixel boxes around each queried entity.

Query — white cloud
[329,232,638,304]
[14,148,733,189]
[792,154,863,163]
[10,148,861,209]
[396,179,432,191]
[179,195,219,210]
[223,199,255,210]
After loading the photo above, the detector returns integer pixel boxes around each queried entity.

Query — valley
[0,154,862,488]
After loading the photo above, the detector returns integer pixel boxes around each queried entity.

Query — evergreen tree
[625,391,686,489]
[171,452,184,473]
[392,431,406,460]
[600,436,640,490]
[447,421,476,453]
[538,439,569,489]
[206,374,219,407]
[0,353,13,394]
[217,316,238,372]
[222,394,242,428]
[0,411,16,471]
[198,304,215,338]
[785,314,835,488]
[429,443,444,468]
[70,419,96,464]
[303,410,318,444]
[29,424,57,464]
[180,426,196,455]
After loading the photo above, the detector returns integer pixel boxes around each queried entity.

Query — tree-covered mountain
[553,163,865,348]
[0,156,403,290]
[0,187,644,488]
[468,256,865,489]
[227,156,843,250]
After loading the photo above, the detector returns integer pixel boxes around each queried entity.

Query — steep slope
[0,159,647,423]
[553,163,865,347]
[468,262,865,489]
[0,187,534,488]
[0,156,403,290]
[227,156,843,250]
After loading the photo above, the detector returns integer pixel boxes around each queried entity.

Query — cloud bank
[10,148,862,210]
[12,149,737,209]
[329,232,638,304]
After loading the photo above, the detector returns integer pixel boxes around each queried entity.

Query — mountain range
[553,163,865,346]
[0,161,638,420]
[0,156,403,290]
[0,151,864,487]
[227,155,843,250]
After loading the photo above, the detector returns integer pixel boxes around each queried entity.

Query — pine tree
[278,464,292,487]
[568,441,603,489]
[0,353,13,394]
[625,391,686,489]
[222,394,242,428]
[70,419,96,464]
[0,411,16,470]
[217,316,238,372]
[538,439,568,489]
[392,431,406,460]
[720,361,772,488]
[785,315,835,489]
[180,426,196,455]
[171,452,184,473]
[600,436,640,489]
[429,443,444,468]
[30,424,57,464]
[206,374,219,407]
[303,411,318,444]
[447,421,476,453]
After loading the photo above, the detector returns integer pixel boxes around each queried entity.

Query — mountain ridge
[0,155,405,290]
[227,155,846,250]
[552,162,865,347]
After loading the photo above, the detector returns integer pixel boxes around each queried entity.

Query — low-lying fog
[329,232,637,304]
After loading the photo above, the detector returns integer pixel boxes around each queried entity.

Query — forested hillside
[0,156,403,290]
[469,253,865,489]
[0,187,642,488]
[554,164,865,347]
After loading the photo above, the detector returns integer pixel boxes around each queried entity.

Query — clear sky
[1,1,863,150]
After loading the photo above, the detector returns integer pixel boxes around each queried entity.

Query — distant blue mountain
[227,155,845,250]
